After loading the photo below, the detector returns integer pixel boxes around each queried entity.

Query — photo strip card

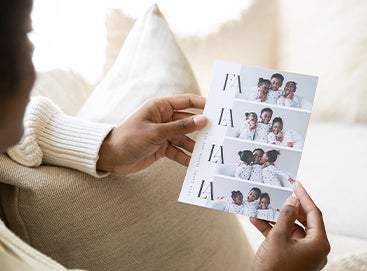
[178,61,318,222]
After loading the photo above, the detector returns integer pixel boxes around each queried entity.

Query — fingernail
[284,196,299,207]
[193,115,207,126]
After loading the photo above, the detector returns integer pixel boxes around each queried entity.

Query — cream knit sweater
[7,97,115,178]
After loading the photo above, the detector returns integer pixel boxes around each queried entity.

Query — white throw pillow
[31,70,92,116]
[77,4,200,124]
[103,9,135,76]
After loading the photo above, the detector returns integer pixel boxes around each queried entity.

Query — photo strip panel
[217,138,301,189]
[227,99,311,150]
[237,64,318,111]
[179,61,317,222]
[207,176,292,222]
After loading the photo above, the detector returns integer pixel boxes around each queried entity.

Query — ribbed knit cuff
[41,113,114,178]
[8,97,115,178]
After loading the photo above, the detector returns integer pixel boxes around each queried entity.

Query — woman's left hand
[96,95,207,175]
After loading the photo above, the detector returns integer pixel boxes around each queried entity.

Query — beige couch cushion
[0,155,254,271]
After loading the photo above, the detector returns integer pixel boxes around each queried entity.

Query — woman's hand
[250,181,330,271]
[96,95,207,175]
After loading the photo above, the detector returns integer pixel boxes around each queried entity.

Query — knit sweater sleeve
[7,96,115,178]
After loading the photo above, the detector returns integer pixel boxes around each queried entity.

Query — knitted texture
[7,97,114,178]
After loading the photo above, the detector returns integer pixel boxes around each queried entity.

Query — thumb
[272,196,300,238]
[159,115,207,137]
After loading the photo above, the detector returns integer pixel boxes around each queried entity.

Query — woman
[0,1,330,270]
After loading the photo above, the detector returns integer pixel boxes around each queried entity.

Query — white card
[179,61,318,222]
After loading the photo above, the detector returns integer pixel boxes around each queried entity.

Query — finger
[272,195,300,239]
[157,115,207,137]
[170,135,196,153]
[172,111,196,121]
[295,201,308,229]
[164,143,191,167]
[165,95,206,111]
[293,181,328,238]
[290,223,307,239]
[250,217,273,237]
[294,182,331,262]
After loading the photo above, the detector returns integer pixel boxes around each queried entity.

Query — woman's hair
[250,187,261,199]
[231,190,243,200]
[238,150,254,164]
[266,149,280,163]
[0,0,33,97]
[260,192,270,204]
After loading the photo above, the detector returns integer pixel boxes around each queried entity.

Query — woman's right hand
[250,181,330,271]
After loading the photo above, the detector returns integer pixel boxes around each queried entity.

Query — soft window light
[31,0,253,83]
